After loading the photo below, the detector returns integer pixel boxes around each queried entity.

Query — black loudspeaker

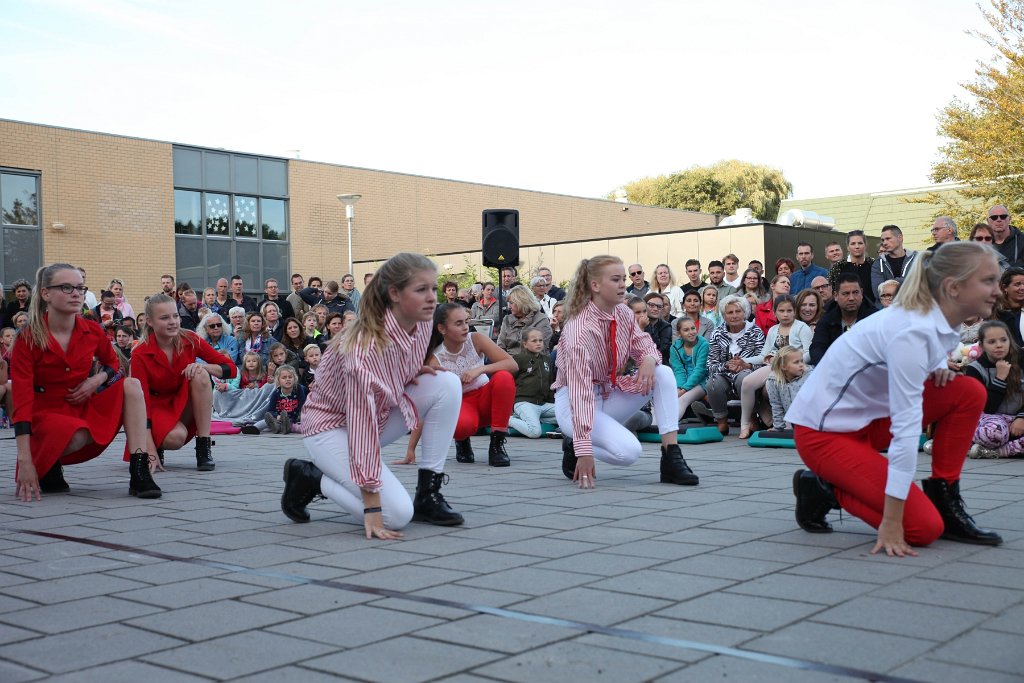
[482,209,519,267]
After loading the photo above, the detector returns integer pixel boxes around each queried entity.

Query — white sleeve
[885,330,932,500]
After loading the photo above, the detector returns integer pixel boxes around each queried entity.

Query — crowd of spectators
[2,204,1022,458]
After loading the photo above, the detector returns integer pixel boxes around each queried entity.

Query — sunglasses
[989,214,1009,221]
[207,322,223,329]
[974,236,994,242]
[629,270,643,276]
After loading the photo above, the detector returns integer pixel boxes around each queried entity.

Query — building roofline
[1,116,716,218]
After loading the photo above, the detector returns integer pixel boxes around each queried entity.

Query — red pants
[455,371,515,440]
[794,376,985,546]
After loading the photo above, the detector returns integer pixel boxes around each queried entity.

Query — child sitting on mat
[765,346,809,431]
[509,329,557,438]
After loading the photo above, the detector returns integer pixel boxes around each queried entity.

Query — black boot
[488,430,510,467]
[561,436,577,480]
[38,463,70,494]
[195,436,215,471]
[455,438,475,463]
[157,448,164,467]
[922,478,1003,546]
[793,469,837,533]
[413,469,464,526]
[128,449,162,499]
[660,444,699,485]
[281,458,323,523]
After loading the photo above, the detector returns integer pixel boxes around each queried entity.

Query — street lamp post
[337,194,362,276]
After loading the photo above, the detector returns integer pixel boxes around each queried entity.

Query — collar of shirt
[382,308,416,353]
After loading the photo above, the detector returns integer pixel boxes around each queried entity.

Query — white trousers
[554,364,676,467]
[509,401,558,438]
[302,371,461,530]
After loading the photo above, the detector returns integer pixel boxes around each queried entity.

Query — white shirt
[724,275,742,289]
[785,303,958,500]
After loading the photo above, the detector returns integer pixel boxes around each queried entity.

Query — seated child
[765,345,809,431]
[508,329,557,438]
[300,343,321,389]
[242,365,307,434]
[967,320,1024,458]
[267,342,299,377]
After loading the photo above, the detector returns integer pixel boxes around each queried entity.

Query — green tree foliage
[917,0,1024,233]
[615,160,792,221]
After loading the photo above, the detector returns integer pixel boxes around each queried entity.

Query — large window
[172,147,289,292]
[0,170,43,288]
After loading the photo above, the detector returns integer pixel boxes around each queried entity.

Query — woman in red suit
[13,264,160,501]
[130,293,236,471]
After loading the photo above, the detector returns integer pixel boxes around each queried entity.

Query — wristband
[363,506,382,514]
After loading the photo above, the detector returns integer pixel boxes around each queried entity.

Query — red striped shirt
[552,301,661,459]
[301,309,430,492]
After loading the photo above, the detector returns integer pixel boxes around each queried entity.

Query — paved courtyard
[0,430,1021,682]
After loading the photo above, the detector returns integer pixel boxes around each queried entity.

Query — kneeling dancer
[788,241,1003,555]
[13,264,159,500]
[281,253,464,538]
[555,255,698,488]
[129,294,236,471]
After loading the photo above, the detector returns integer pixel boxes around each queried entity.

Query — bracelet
[363,506,382,514]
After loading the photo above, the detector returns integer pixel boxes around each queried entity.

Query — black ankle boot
[922,478,1003,546]
[128,449,162,499]
[793,469,837,533]
[561,437,577,480]
[195,436,215,471]
[660,444,699,485]
[157,448,165,467]
[413,469,464,526]
[455,438,475,463]
[281,458,323,523]
[488,430,510,467]
[38,463,70,494]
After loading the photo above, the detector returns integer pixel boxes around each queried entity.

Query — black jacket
[828,258,876,304]
[644,318,672,365]
[995,227,1024,268]
[809,299,878,365]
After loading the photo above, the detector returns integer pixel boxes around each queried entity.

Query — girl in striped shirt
[553,255,699,488]
[280,253,464,539]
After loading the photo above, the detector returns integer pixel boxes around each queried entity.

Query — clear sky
[0,0,993,205]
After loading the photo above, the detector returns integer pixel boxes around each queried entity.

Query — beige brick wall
[289,160,719,282]
[0,120,174,316]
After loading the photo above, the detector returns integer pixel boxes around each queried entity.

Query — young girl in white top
[787,242,1003,555]
[280,253,465,539]
[738,294,813,438]
[553,255,698,488]
[398,303,518,467]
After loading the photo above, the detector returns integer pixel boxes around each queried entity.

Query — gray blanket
[212,384,276,426]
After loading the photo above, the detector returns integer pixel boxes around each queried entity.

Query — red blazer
[130,333,236,450]
[11,315,125,473]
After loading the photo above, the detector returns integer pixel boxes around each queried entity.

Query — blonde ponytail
[894,242,996,313]
[563,255,623,320]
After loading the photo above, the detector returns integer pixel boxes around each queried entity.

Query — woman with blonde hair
[496,285,552,355]
[553,255,699,488]
[11,264,158,500]
[650,263,685,318]
[789,242,1003,554]
[131,294,236,471]
[280,252,465,538]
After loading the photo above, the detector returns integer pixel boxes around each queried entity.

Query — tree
[615,160,792,221]
[920,0,1024,231]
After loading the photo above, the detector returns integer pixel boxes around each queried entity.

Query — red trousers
[794,376,985,546]
[455,371,515,440]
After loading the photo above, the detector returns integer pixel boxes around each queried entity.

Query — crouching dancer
[788,242,1003,555]
[280,253,464,538]
[13,264,160,500]
[555,255,699,488]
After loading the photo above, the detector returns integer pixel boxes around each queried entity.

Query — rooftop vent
[775,209,836,230]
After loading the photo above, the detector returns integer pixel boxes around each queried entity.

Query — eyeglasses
[47,284,88,295]
[930,226,952,233]
[814,284,830,290]
[974,236,994,242]
[647,303,664,309]
[880,293,895,300]
[629,270,643,276]
[207,323,223,329]
[989,214,1009,221]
